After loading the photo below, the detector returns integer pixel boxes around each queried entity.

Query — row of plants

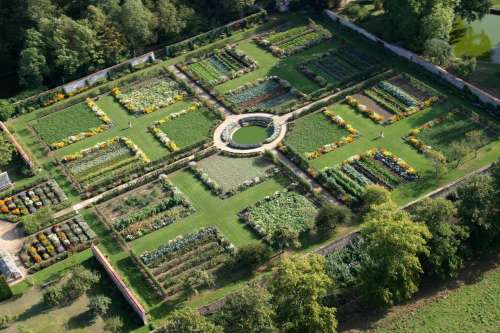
[254,19,332,58]
[305,108,359,160]
[344,95,384,124]
[239,189,318,244]
[140,227,234,295]
[47,98,113,150]
[61,137,149,191]
[113,175,195,241]
[298,46,379,88]
[189,160,281,199]
[405,115,449,162]
[148,102,202,152]
[19,215,97,271]
[0,180,67,223]
[179,45,258,87]
[318,149,417,205]
[219,76,304,114]
[112,76,187,115]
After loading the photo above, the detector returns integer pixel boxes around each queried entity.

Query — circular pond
[231,125,271,145]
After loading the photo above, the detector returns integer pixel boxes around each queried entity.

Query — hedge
[0,275,13,301]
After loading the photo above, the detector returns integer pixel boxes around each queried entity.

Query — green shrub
[0,275,12,301]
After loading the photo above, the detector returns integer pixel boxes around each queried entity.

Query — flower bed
[112,175,195,241]
[344,95,384,124]
[254,19,332,58]
[239,190,318,244]
[19,215,97,271]
[61,137,149,191]
[362,74,441,122]
[298,47,380,88]
[0,180,67,223]
[179,45,258,87]
[304,108,359,160]
[140,227,234,296]
[318,149,417,205]
[33,99,112,150]
[112,76,187,115]
[220,76,304,114]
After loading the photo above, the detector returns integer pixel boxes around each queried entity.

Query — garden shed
[0,249,22,282]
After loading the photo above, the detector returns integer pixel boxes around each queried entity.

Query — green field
[374,265,500,333]
[232,125,270,144]
[32,103,103,144]
[285,111,351,154]
[159,107,219,148]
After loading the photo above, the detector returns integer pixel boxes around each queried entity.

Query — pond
[452,14,500,64]
[232,125,271,145]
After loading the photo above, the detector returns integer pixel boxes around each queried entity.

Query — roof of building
[0,249,22,282]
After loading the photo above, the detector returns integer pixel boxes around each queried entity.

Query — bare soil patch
[353,93,394,121]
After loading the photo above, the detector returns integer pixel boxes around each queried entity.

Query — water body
[452,14,500,64]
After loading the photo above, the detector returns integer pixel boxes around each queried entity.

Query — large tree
[158,307,223,333]
[157,0,194,39]
[216,283,277,333]
[412,198,469,279]
[359,201,431,307]
[455,0,492,22]
[120,0,156,52]
[269,254,337,333]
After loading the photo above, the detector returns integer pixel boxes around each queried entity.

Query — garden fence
[324,10,500,108]
[91,245,148,325]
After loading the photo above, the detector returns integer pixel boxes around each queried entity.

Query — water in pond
[232,126,271,145]
[452,14,500,64]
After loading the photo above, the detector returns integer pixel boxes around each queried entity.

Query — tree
[456,175,497,251]
[65,266,100,299]
[426,149,448,179]
[465,130,485,158]
[451,55,477,77]
[420,4,454,45]
[157,0,193,38]
[423,38,453,66]
[455,0,492,22]
[89,295,112,317]
[182,269,215,297]
[450,140,472,168]
[234,243,272,272]
[412,198,469,279]
[269,254,337,333]
[216,283,277,333]
[18,47,47,88]
[271,226,301,253]
[0,276,12,302]
[220,0,256,18]
[0,133,14,168]
[0,100,14,121]
[359,201,431,307]
[315,203,352,238]
[42,284,65,306]
[104,316,123,333]
[360,184,391,214]
[120,0,156,52]
[158,307,223,333]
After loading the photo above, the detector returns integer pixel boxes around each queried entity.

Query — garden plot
[298,47,381,88]
[240,190,318,244]
[0,180,67,223]
[318,149,417,205]
[285,108,358,160]
[350,73,442,123]
[61,137,149,192]
[150,104,220,152]
[18,214,96,272]
[99,175,195,241]
[112,75,187,115]
[254,19,332,58]
[405,109,498,163]
[221,77,303,114]
[179,45,258,87]
[191,154,279,198]
[140,227,234,297]
[33,99,112,149]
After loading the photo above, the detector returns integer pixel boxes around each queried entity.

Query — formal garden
[0,8,498,333]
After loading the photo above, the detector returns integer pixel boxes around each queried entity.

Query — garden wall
[91,245,148,325]
[0,121,35,172]
[324,10,500,108]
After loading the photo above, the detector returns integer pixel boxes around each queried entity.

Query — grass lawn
[32,103,103,144]
[374,263,500,333]
[232,126,270,145]
[196,154,274,192]
[159,107,219,148]
[285,111,351,155]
